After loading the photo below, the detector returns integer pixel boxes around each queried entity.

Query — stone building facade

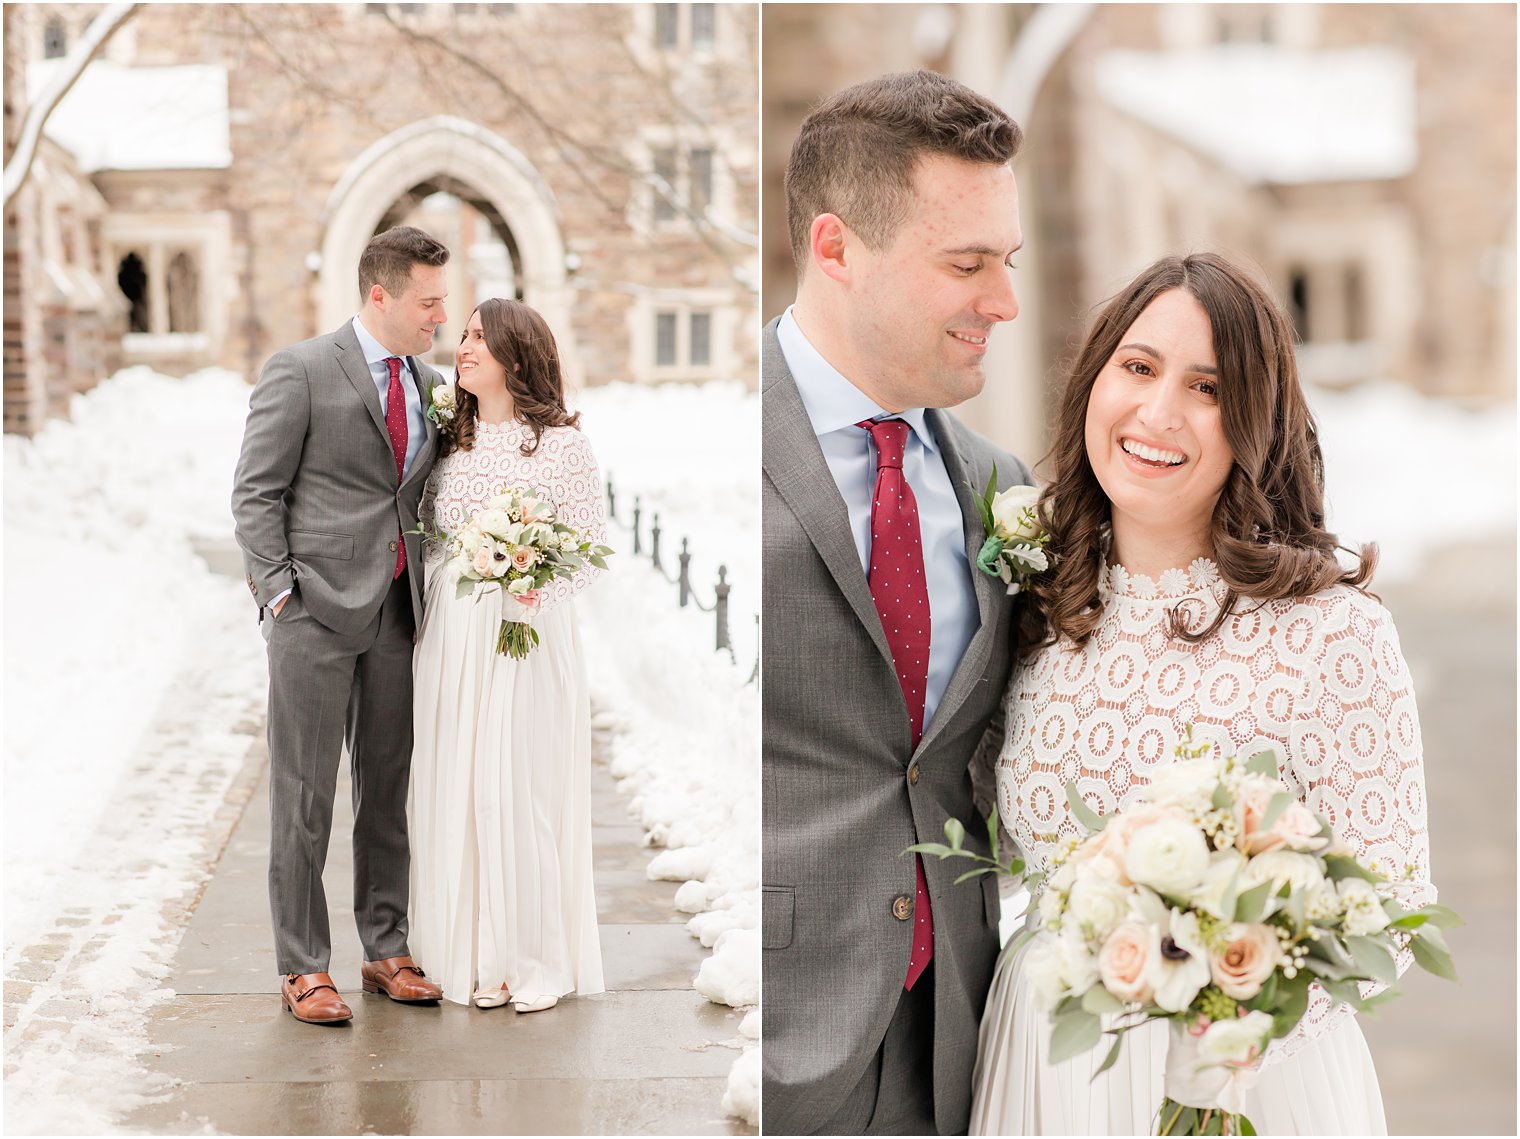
[5,2,758,435]
[762,3,1515,459]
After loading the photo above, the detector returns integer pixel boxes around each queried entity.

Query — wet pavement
[127,731,752,1135]
[1357,536,1516,1136]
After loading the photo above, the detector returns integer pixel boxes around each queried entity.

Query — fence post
[650,513,662,572]
[714,564,732,654]
[678,538,692,607]
[606,476,616,521]
[632,496,642,557]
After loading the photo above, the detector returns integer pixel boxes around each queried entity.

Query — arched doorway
[316,116,576,384]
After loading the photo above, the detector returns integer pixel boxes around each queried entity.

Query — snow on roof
[26,59,231,173]
[1094,45,1416,184]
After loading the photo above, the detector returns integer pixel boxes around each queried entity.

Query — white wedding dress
[408,419,607,1007]
[972,558,1434,1135]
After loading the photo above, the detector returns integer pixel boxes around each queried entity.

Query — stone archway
[316,116,577,384]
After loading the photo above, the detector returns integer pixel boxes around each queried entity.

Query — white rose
[1023,933,1070,1009]
[473,508,513,538]
[1124,816,1211,895]
[1189,848,1246,919]
[1143,756,1221,812]
[1152,908,1213,1013]
[1198,1011,1275,1066]
[457,528,483,556]
[1243,849,1324,896]
[1066,869,1131,943]
[1037,883,1066,925]
[1337,877,1391,937]
[989,483,1042,541]
[507,576,534,596]
[433,384,456,409]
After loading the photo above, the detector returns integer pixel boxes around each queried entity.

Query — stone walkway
[126,728,752,1135]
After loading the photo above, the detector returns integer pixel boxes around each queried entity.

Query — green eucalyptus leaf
[1065,784,1108,833]
[953,867,997,885]
[986,810,1000,867]
[1048,1010,1103,1063]
[1323,854,1379,883]
[1244,749,1281,779]
[1410,934,1458,981]
[1258,791,1296,834]
[1232,880,1273,923]
[1413,903,1464,930]
[1092,1033,1125,1080]
[944,817,967,851]
[903,842,955,859]
[1081,986,1125,1015]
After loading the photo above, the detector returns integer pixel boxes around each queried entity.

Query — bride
[407,297,607,1013]
[972,253,1434,1134]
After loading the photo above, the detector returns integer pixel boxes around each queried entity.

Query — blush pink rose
[1209,922,1279,999]
[472,546,495,576]
[1237,778,1327,855]
[511,546,539,572]
[1097,920,1158,1004]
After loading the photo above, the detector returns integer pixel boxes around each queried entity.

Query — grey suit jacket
[761,318,1033,1135]
[231,321,442,635]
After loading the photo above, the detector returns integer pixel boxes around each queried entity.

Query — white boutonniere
[972,466,1050,594]
[425,380,457,426]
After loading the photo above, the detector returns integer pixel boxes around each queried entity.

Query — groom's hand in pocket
[272,595,289,618]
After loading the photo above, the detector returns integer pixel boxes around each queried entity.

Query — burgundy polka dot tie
[385,357,408,580]
[858,418,934,991]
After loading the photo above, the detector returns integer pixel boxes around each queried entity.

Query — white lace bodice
[996,558,1434,1062]
[419,419,606,609]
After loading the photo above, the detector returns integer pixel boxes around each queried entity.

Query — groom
[232,226,449,1024]
[762,71,1032,1133]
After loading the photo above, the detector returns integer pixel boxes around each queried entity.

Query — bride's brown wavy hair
[441,297,580,458]
[1022,252,1376,654]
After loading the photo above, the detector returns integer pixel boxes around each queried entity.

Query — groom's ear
[809,213,854,284]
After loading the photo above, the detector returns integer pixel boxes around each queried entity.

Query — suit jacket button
[891,895,912,921]
[389,540,398,552]
[908,765,920,786]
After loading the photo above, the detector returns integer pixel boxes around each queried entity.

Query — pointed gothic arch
[316,116,576,383]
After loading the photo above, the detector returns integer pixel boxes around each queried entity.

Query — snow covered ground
[2,368,759,1131]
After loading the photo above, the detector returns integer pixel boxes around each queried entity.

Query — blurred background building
[4,2,759,436]
[763,3,1515,463]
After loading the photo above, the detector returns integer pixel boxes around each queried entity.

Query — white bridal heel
[511,994,558,1014]
[472,985,510,1009]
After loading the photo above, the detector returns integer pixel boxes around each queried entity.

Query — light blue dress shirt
[777,306,979,737]
[350,315,427,478]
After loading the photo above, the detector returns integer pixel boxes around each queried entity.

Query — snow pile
[3,366,268,1132]
[1095,46,1416,184]
[573,380,760,1125]
[1306,381,1516,581]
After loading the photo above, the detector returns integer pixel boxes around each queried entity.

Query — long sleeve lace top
[996,557,1434,1064]
[419,419,607,609]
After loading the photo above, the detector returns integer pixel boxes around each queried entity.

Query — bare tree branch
[3,3,141,207]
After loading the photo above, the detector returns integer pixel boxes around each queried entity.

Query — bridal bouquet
[972,468,1050,594]
[443,486,612,658]
[910,729,1459,1137]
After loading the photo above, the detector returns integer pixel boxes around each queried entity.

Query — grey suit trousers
[264,570,416,974]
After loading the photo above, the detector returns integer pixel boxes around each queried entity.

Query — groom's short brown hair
[785,70,1023,271]
[358,226,450,301]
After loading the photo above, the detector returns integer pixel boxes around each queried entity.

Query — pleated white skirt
[971,933,1387,1135]
[407,570,605,1007]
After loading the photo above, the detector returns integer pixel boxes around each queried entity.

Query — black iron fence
[606,475,758,682]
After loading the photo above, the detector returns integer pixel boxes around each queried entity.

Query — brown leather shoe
[361,956,443,1002]
[280,972,352,1025]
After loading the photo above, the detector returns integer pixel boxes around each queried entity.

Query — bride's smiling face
[1083,288,1235,541]
[455,308,510,396]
